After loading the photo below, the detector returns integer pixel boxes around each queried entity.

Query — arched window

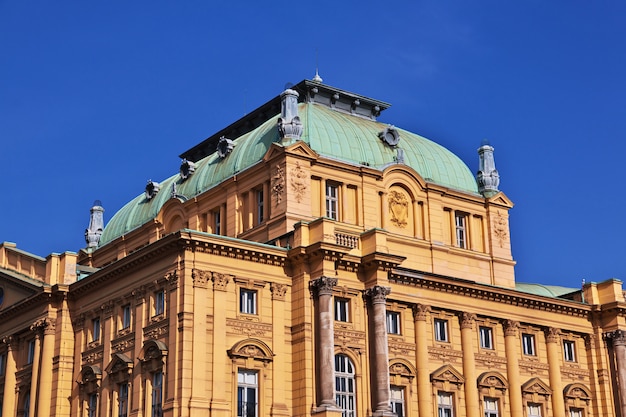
[335,354,356,417]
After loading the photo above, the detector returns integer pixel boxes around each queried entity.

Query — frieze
[428,346,463,363]
[519,359,550,376]
[111,333,135,353]
[290,161,308,203]
[561,365,590,381]
[272,164,285,205]
[335,329,366,348]
[227,318,272,337]
[475,353,507,369]
[82,346,104,365]
[144,320,169,340]
[389,341,416,356]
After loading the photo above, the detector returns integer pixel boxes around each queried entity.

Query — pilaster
[503,320,522,417]
[545,328,565,417]
[2,336,17,417]
[413,304,431,417]
[459,313,479,417]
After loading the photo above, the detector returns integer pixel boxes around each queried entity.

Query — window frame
[568,408,583,417]
[527,403,542,417]
[484,397,499,417]
[522,333,536,356]
[26,339,36,364]
[479,326,494,350]
[151,371,163,417]
[390,385,405,417]
[386,311,401,335]
[334,297,350,322]
[92,317,101,342]
[121,304,131,330]
[454,211,468,249]
[118,382,129,417]
[240,289,258,315]
[87,392,98,417]
[154,290,165,317]
[325,182,339,220]
[0,352,5,376]
[437,391,454,417]
[563,340,576,362]
[434,318,449,343]
[335,354,356,417]
[237,369,259,417]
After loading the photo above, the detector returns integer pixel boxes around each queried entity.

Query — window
[154,291,165,316]
[121,305,131,330]
[27,339,35,364]
[152,371,163,417]
[563,340,576,362]
[214,209,221,235]
[484,398,499,417]
[92,318,101,342]
[434,319,449,342]
[256,189,264,224]
[240,289,258,315]
[386,311,401,335]
[522,333,536,356]
[569,408,583,417]
[334,298,349,322]
[23,391,30,417]
[528,403,542,417]
[0,353,5,376]
[438,392,454,417]
[237,370,258,417]
[455,212,468,248]
[335,354,356,417]
[325,183,338,220]
[87,393,98,417]
[479,326,493,349]
[118,383,129,417]
[390,386,405,417]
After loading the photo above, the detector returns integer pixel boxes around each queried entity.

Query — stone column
[545,328,565,417]
[413,304,432,417]
[365,286,394,417]
[29,324,42,416]
[607,330,626,417]
[36,319,56,416]
[210,272,231,417]
[503,320,523,417]
[2,336,17,417]
[270,283,290,417]
[309,276,341,412]
[460,313,479,417]
[189,269,210,413]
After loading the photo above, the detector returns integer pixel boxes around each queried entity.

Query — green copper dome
[100,97,479,247]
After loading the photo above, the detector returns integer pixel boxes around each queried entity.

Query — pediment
[105,352,134,374]
[522,377,552,395]
[564,383,591,400]
[431,364,465,384]
[0,269,43,311]
[389,359,416,377]
[228,338,274,363]
[478,371,509,390]
[486,192,514,208]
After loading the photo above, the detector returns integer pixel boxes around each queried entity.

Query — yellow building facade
[1,79,626,417]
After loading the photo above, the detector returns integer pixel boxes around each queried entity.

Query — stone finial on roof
[85,200,105,248]
[312,69,323,83]
[278,88,303,144]
[476,140,500,196]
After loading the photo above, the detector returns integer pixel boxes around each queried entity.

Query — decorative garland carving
[388,190,409,228]
[272,164,285,205]
[493,211,508,248]
[289,161,307,203]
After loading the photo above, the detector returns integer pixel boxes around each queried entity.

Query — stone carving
[217,136,235,158]
[476,140,500,196]
[192,269,211,289]
[289,162,307,203]
[309,276,338,297]
[364,286,391,304]
[545,327,561,343]
[605,329,626,346]
[459,312,476,330]
[100,300,114,317]
[412,304,431,321]
[277,89,303,142]
[227,319,272,337]
[272,164,285,205]
[179,158,196,180]
[270,283,288,300]
[145,180,160,200]
[212,273,231,291]
[502,319,520,336]
[493,211,508,248]
[388,190,409,228]
[378,125,401,147]
[85,200,105,248]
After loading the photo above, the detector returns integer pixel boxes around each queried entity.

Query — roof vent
[378,125,401,147]
[145,180,161,200]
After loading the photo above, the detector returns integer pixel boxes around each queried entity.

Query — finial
[277,88,303,144]
[85,200,105,248]
[313,69,323,83]
[476,140,500,196]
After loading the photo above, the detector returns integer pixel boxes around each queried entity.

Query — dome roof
[100,97,478,247]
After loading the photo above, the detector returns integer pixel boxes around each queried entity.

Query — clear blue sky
[1,1,625,288]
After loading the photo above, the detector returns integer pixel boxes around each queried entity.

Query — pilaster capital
[584,333,596,349]
[192,269,211,289]
[502,319,520,337]
[545,327,561,344]
[459,312,477,330]
[212,272,231,292]
[412,304,431,321]
[270,283,288,301]
[31,318,55,336]
[309,276,338,297]
[164,270,179,289]
[2,335,16,350]
[100,300,114,318]
[133,286,147,305]
[364,286,391,305]
[605,329,626,347]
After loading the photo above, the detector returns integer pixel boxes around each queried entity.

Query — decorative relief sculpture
[388,190,409,228]
[192,269,211,289]
[272,164,285,205]
[364,285,391,304]
[270,283,288,300]
[545,327,561,343]
[289,162,308,203]
[217,136,235,158]
[493,211,508,248]
[145,180,160,200]
[503,319,520,336]
[179,159,196,179]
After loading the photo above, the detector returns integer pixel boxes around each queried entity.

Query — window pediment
[228,338,274,363]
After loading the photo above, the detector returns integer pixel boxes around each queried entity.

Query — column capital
[605,329,626,346]
[502,319,520,336]
[31,318,55,336]
[412,304,431,321]
[270,283,288,301]
[309,276,338,297]
[192,269,211,289]
[212,272,232,292]
[364,286,391,305]
[2,335,16,350]
[459,312,476,330]
[545,327,561,344]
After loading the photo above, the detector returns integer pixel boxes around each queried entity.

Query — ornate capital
[459,312,476,330]
[164,270,179,289]
[545,327,561,344]
[212,273,231,292]
[502,319,520,337]
[270,283,288,301]
[101,300,114,317]
[309,276,338,297]
[412,304,431,322]
[364,286,391,305]
[2,335,16,350]
[606,329,626,347]
[31,318,54,335]
[192,269,211,289]
[584,333,596,349]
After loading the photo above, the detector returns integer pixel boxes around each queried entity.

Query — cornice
[390,268,590,318]
[0,288,53,324]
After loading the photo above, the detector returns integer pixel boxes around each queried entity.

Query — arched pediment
[139,339,168,361]
[389,359,416,378]
[105,352,133,383]
[80,365,102,384]
[564,383,591,401]
[522,377,552,396]
[431,364,464,387]
[478,371,509,390]
[228,338,274,363]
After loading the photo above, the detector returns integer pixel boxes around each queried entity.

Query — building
[1,77,626,417]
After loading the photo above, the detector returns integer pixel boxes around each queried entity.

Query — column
[190,269,210,413]
[210,272,231,417]
[29,324,42,417]
[503,320,523,417]
[365,286,394,417]
[270,283,290,417]
[608,330,626,417]
[545,328,565,417]
[37,319,56,416]
[413,304,431,417]
[2,337,17,417]
[460,313,479,417]
[309,276,341,413]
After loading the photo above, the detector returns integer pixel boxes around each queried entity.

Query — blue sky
[1,1,625,288]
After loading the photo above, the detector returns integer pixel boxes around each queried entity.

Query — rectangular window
[479,326,494,349]
[121,305,131,330]
[455,212,468,249]
[27,340,35,364]
[563,340,576,362]
[118,383,129,417]
[528,403,542,417]
[438,392,454,417]
[256,189,264,224]
[484,398,499,417]
[390,386,405,417]
[434,319,449,342]
[386,311,401,335]
[214,209,221,235]
[92,318,101,342]
[154,291,165,316]
[237,370,258,417]
[240,289,257,315]
[23,392,31,417]
[0,353,5,376]
[152,371,163,417]
[334,298,350,322]
[569,408,583,417]
[326,183,338,220]
[522,333,536,356]
[87,393,98,417]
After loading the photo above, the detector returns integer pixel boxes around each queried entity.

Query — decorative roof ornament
[277,88,303,144]
[179,159,196,180]
[217,136,235,158]
[170,182,187,201]
[476,139,500,196]
[84,200,105,248]
[378,125,401,147]
[145,180,161,200]
[312,69,323,83]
